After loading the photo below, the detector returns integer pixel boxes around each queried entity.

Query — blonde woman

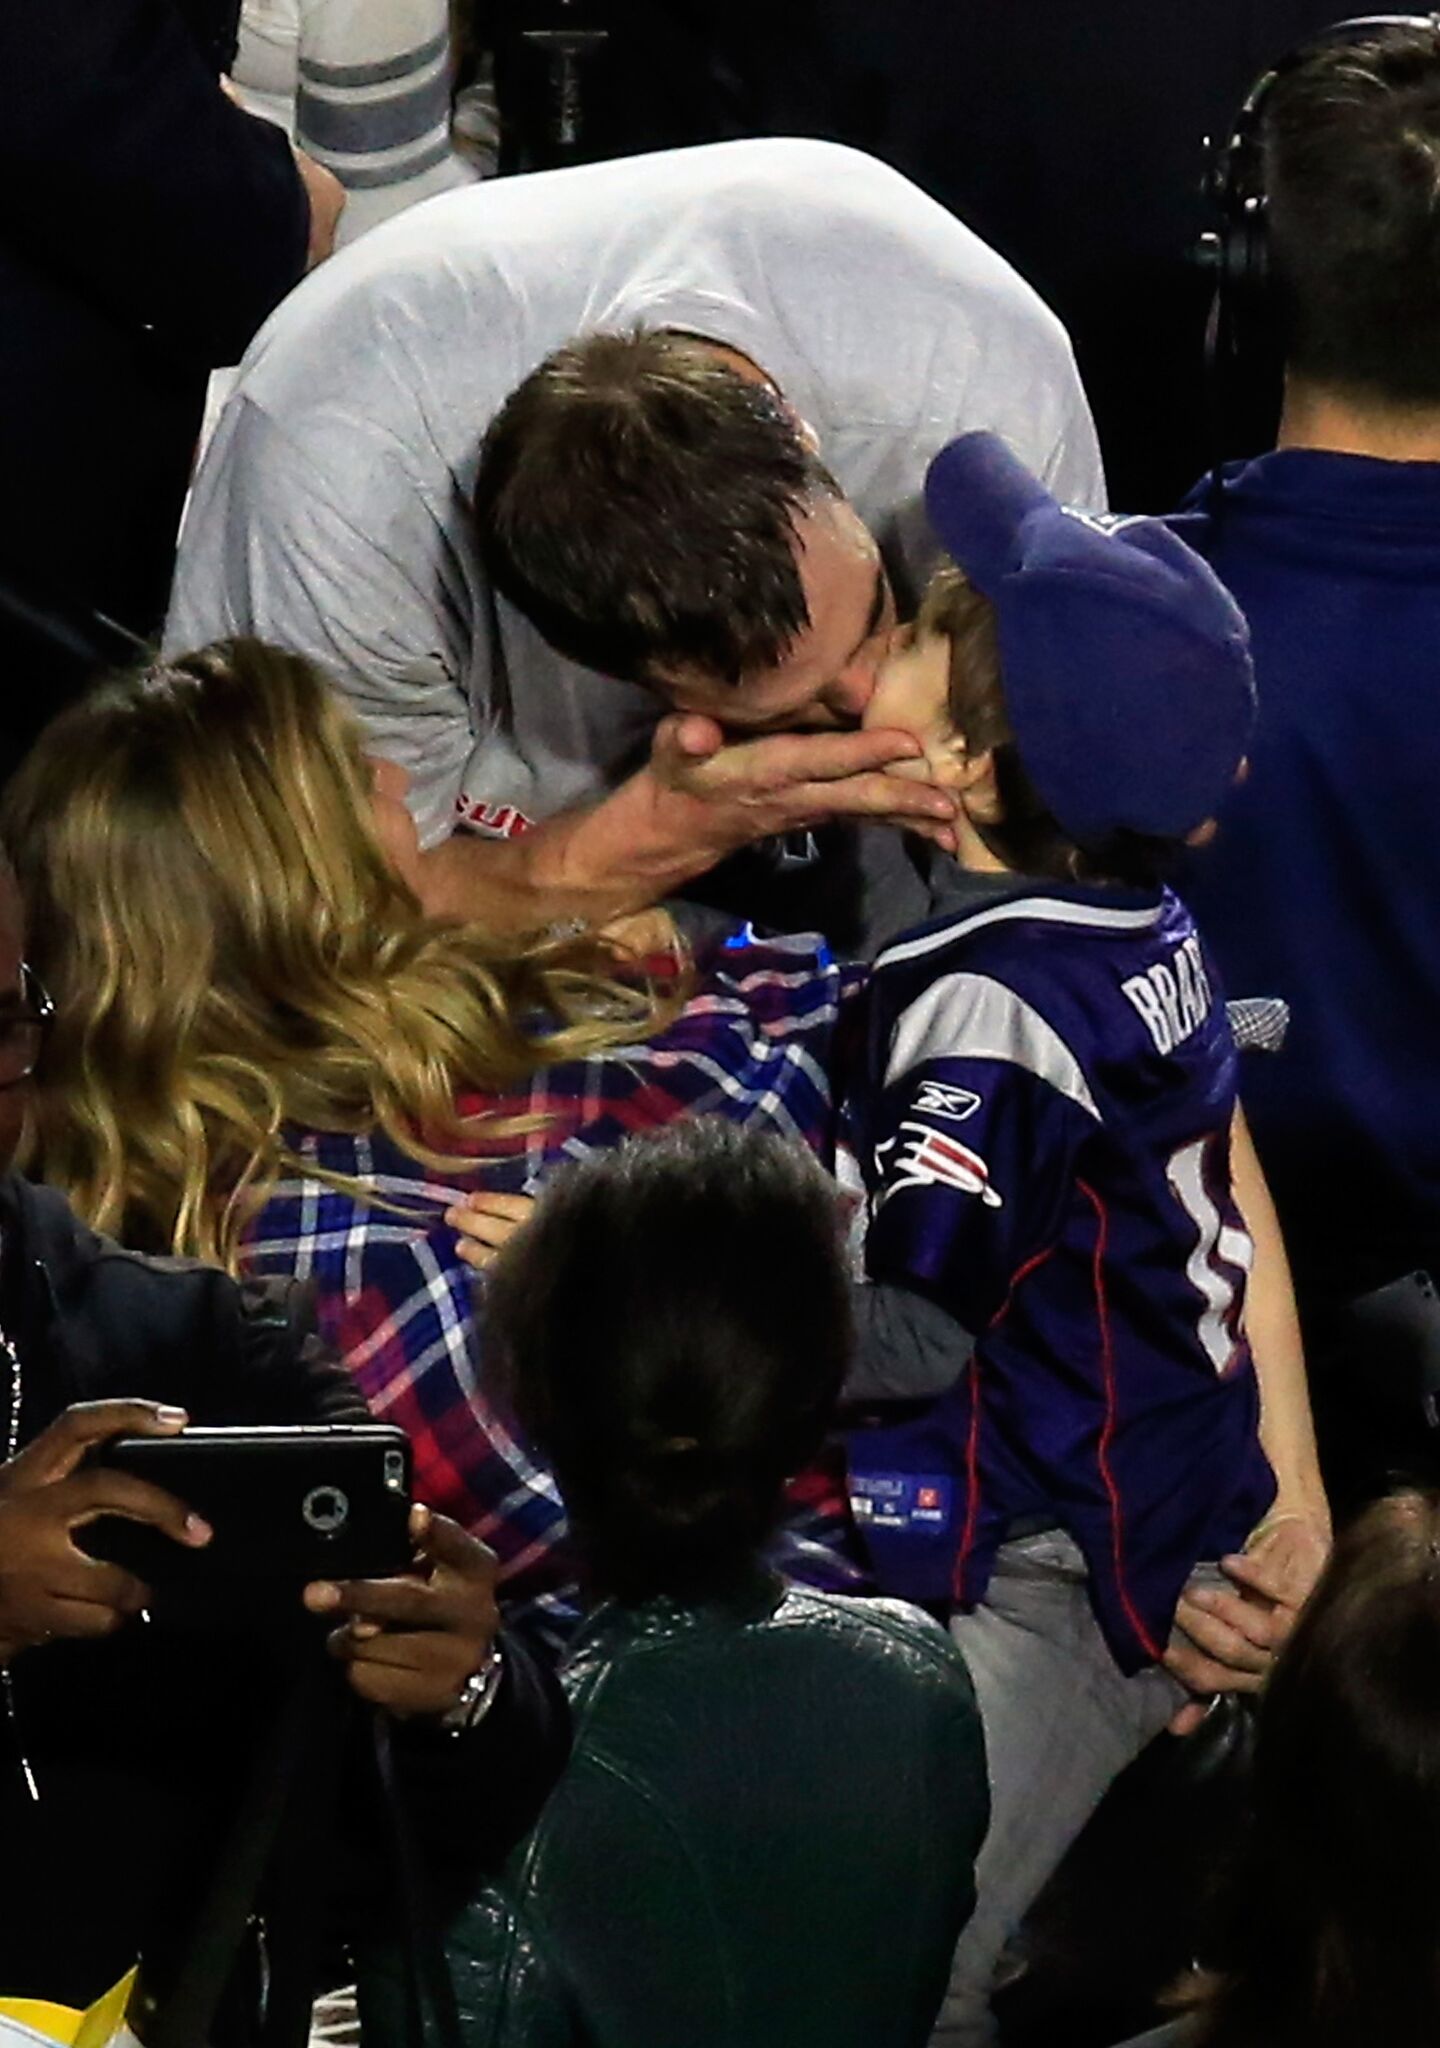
[3,641,864,1650]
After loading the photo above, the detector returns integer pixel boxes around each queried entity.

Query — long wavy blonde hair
[3,641,673,1270]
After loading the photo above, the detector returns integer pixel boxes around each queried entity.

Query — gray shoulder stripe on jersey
[876,894,1162,974]
[885,971,1101,1121]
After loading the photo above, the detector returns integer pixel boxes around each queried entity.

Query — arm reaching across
[417,712,959,930]
[1166,1104,1330,1730]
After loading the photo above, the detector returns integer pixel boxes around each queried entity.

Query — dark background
[489,1,1347,508]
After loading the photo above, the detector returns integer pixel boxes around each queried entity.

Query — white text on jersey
[1120,935,1213,1056]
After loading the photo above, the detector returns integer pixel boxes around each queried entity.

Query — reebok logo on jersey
[914,1080,982,1123]
[878,1120,1004,1210]
[1121,934,1213,1056]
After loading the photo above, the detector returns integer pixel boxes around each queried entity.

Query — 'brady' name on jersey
[1122,932,1212,1055]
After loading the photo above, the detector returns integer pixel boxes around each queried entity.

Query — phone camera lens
[303,1484,350,1536]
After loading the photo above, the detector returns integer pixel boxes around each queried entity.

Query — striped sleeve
[862,971,1097,1332]
[296,0,474,224]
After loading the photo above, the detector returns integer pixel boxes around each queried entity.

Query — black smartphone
[81,1424,414,1626]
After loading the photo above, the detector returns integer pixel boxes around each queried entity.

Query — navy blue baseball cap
[923,433,1256,844]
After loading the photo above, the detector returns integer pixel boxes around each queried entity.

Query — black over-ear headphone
[1197,13,1440,490]
[1203,14,1440,337]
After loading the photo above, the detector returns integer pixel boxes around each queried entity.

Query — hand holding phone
[81,1424,413,1629]
[0,1400,209,1661]
[305,1504,500,1720]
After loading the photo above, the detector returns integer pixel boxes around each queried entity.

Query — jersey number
[1166,1137,1254,1376]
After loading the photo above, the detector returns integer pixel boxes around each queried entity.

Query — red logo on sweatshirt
[455,794,535,840]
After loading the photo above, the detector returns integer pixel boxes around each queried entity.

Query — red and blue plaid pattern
[242,929,870,1653]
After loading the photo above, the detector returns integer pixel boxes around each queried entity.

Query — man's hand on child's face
[647,713,960,855]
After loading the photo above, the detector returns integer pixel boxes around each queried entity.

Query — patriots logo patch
[914,1080,982,1124]
[877,1120,1004,1209]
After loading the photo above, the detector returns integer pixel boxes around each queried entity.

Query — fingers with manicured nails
[3,1400,187,1492]
[330,1613,486,1710]
[445,1192,533,1230]
[38,1550,153,1615]
[305,1507,498,1717]
[305,1517,495,1627]
[62,1469,210,1548]
[0,1421,203,1654]
[310,1575,441,1628]
[444,1192,535,1273]
[453,1240,494,1273]
[414,1505,498,1581]
[38,1593,142,1639]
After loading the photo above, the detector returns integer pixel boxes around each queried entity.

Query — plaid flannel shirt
[243,929,869,1654]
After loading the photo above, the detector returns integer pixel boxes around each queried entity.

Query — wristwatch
[440,1643,504,1734]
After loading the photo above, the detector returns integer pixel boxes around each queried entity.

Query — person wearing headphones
[1173,16,1440,1508]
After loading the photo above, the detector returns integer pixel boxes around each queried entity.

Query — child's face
[861,626,956,780]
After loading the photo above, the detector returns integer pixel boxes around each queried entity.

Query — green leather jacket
[363,1571,987,2047]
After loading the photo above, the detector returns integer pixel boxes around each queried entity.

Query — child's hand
[1164,1506,1330,1733]
[1231,1505,1331,1610]
[444,1191,535,1272]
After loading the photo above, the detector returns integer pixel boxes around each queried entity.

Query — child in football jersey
[840,433,1330,2043]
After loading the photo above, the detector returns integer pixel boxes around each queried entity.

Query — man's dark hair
[1264,24,1440,403]
[473,328,840,686]
[486,1118,851,1604]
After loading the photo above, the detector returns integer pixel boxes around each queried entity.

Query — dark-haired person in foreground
[362,1119,988,2048]
[166,140,1102,942]
[1172,20,1440,1501]
[1118,1489,1440,2048]
[0,848,567,2033]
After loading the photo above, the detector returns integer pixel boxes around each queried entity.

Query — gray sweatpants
[930,1531,1192,2046]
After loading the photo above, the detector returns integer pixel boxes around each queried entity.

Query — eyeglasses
[0,963,54,1090]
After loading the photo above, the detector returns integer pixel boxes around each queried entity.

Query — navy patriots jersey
[844,880,1276,1673]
